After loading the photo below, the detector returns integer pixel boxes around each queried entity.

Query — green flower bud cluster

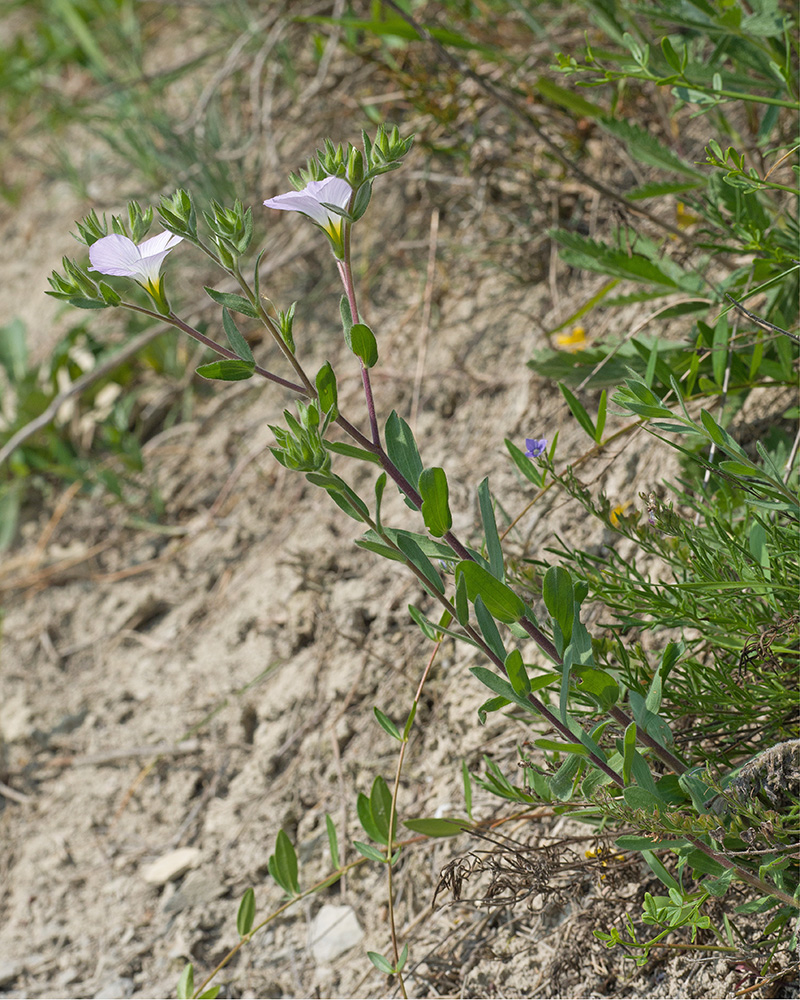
[270,401,330,474]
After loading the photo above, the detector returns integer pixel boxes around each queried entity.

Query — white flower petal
[306,176,353,211]
[264,176,352,229]
[138,231,183,257]
[88,234,141,277]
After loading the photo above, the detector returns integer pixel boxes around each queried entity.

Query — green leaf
[685,849,726,878]
[478,478,504,579]
[0,318,27,381]
[368,951,395,975]
[353,841,387,863]
[357,792,386,845]
[455,572,470,626]
[615,835,685,850]
[549,753,583,801]
[402,701,417,740]
[550,230,682,288]
[348,322,378,368]
[204,286,258,317]
[456,561,525,624]
[505,438,545,487]
[477,694,510,724]
[534,76,605,117]
[339,294,352,335]
[268,829,300,895]
[463,760,473,818]
[195,359,255,381]
[396,533,444,594]
[470,666,535,716]
[595,389,607,442]
[534,738,588,755]
[176,963,194,1000]
[66,297,108,309]
[316,361,338,415]
[543,566,574,645]
[660,36,681,72]
[198,988,221,1000]
[325,440,381,464]
[627,179,701,200]
[574,667,619,710]
[419,467,452,537]
[326,813,340,869]
[623,722,636,785]
[505,649,531,697]
[598,118,704,179]
[403,817,468,837]
[474,595,507,661]
[623,786,661,812]
[559,383,595,439]
[407,604,480,650]
[385,411,423,508]
[374,707,402,741]
[641,849,681,891]
[237,887,256,937]
[712,314,729,386]
[222,307,255,363]
[370,775,394,844]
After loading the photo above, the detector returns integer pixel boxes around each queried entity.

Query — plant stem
[608,705,688,775]
[127,304,308,393]
[337,242,381,446]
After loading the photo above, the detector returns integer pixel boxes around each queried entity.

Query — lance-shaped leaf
[196,359,255,381]
[385,411,423,508]
[222,307,254,363]
[478,477,504,579]
[456,561,525,624]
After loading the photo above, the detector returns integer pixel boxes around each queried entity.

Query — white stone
[140,847,201,886]
[308,904,364,964]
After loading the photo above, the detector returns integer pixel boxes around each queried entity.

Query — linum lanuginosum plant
[47,127,798,997]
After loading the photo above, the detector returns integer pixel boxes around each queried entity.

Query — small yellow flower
[675,201,700,229]
[556,325,587,352]
[610,501,631,528]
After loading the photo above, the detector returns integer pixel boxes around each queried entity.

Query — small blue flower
[525,437,547,459]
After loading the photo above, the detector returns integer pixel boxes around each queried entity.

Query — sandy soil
[0,7,792,1000]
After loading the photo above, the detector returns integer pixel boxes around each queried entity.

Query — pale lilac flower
[525,438,547,459]
[89,231,183,295]
[263,176,352,241]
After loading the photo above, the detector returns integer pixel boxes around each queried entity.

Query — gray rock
[141,847,201,886]
[308,904,364,964]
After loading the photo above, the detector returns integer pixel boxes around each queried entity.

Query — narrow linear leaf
[478,478,504,580]
[374,707,402,742]
[396,533,444,594]
[196,359,255,381]
[403,817,469,837]
[623,722,636,785]
[326,813,340,869]
[559,383,595,439]
[222,307,255,363]
[475,594,507,662]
